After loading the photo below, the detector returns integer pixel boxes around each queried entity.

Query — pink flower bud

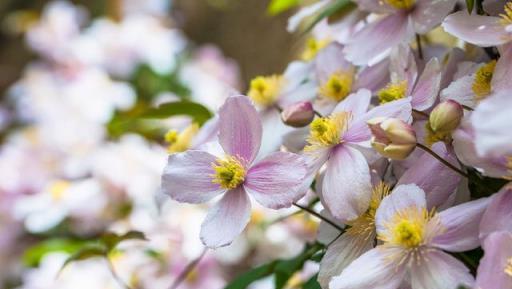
[368,117,417,160]
[429,100,463,134]
[281,101,315,128]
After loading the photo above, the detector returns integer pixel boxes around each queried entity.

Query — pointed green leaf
[140,101,213,125]
[59,244,106,274]
[223,260,279,289]
[466,0,475,13]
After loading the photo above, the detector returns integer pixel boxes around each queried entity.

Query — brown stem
[292,202,345,232]
[416,34,424,60]
[168,248,208,289]
[106,257,135,289]
[416,143,469,178]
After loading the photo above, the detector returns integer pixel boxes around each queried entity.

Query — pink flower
[330,184,490,289]
[162,95,308,248]
[304,89,411,222]
[344,0,457,65]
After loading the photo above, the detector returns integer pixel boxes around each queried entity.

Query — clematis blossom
[330,184,490,289]
[162,95,308,248]
[344,0,457,65]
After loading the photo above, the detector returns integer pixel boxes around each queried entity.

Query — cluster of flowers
[164,0,512,289]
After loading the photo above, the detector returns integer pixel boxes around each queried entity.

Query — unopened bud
[425,100,463,146]
[368,117,417,160]
[281,101,315,127]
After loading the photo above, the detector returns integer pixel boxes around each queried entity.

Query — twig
[416,34,424,60]
[462,104,474,111]
[106,257,134,289]
[292,202,345,232]
[416,143,469,178]
[168,248,208,289]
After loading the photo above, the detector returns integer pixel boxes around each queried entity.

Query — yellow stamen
[378,80,408,104]
[166,123,199,153]
[505,257,512,277]
[500,2,512,26]
[319,71,354,102]
[472,60,496,100]
[386,0,416,10]
[211,156,246,189]
[247,75,284,107]
[305,112,351,151]
[424,121,451,147]
[301,37,330,61]
[49,180,70,201]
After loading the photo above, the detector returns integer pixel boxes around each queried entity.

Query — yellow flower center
[49,180,70,201]
[211,156,246,189]
[393,220,424,248]
[378,80,408,104]
[505,257,512,277]
[386,0,416,10]
[319,71,354,102]
[380,206,436,249]
[165,123,199,153]
[247,75,284,107]
[472,60,496,100]
[500,2,512,26]
[305,112,351,151]
[301,37,330,61]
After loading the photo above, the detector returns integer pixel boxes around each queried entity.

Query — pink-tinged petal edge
[162,150,224,204]
[412,0,457,34]
[219,95,262,163]
[244,152,307,209]
[411,57,441,111]
[442,12,510,47]
[476,231,512,289]
[480,184,512,239]
[200,187,251,248]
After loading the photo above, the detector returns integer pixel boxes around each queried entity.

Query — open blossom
[344,0,457,65]
[330,184,489,289]
[304,88,411,222]
[162,95,307,248]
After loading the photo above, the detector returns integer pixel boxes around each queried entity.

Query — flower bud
[425,100,463,146]
[368,117,417,160]
[281,101,315,127]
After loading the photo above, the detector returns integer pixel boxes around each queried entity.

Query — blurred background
[0,1,321,289]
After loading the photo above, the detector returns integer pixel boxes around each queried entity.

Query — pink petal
[191,116,219,149]
[411,57,441,111]
[440,48,466,89]
[491,43,512,92]
[411,0,457,34]
[397,143,461,209]
[315,42,354,83]
[354,59,391,93]
[319,233,374,289]
[321,146,372,222]
[244,152,307,209]
[353,0,396,13]
[442,12,510,47]
[389,44,418,92]
[332,88,372,118]
[344,13,414,66]
[476,231,512,289]
[219,95,262,163]
[431,197,490,252]
[480,185,512,239]
[440,75,477,108]
[375,184,426,235]
[200,187,251,248]
[162,151,224,204]
[329,247,407,289]
[409,249,474,289]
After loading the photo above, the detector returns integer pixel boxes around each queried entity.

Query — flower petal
[318,233,374,288]
[476,231,512,289]
[322,146,372,222]
[431,197,490,252]
[355,59,391,93]
[200,187,251,248]
[442,12,509,47]
[329,247,407,289]
[332,88,372,118]
[409,249,474,289]
[480,185,512,239]
[411,0,457,34]
[315,42,354,83]
[344,13,414,66]
[353,0,396,13]
[244,152,307,209]
[219,95,262,163]
[491,44,512,93]
[162,150,224,204]
[411,57,441,111]
[440,75,477,108]
[375,184,426,236]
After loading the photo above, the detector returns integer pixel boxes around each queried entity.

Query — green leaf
[302,0,355,34]
[267,0,302,15]
[22,239,86,267]
[141,101,213,125]
[59,244,107,274]
[132,64,191,101]
[101,231,147,251]
[274,242,324,289]
[302,274,321,289]
[465,0,474,13]
[223,260,279,289]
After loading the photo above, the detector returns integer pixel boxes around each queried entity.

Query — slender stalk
[168,248,208,289]
[313,110,323,118]
[106,257,134,289]
[416,34,424,60]
[292,202,345,232]
[462,104,474,111]
[412,109,429,118]
[416,143,469,178]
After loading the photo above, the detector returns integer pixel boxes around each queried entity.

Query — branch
[416,143,469,178]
